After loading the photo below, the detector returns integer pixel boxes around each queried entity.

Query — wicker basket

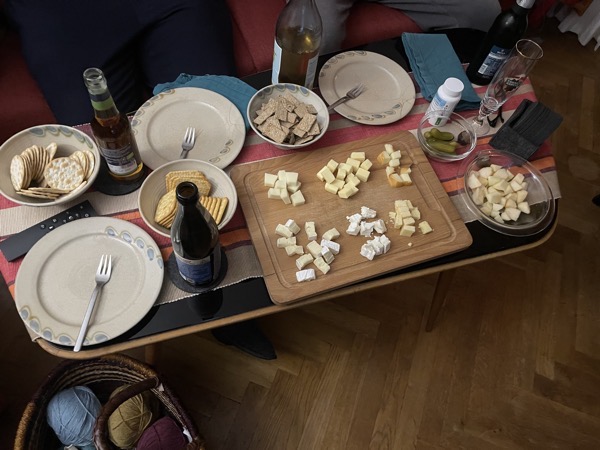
[14,353,205,450]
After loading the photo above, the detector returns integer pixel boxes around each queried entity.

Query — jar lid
[443,77,465,96]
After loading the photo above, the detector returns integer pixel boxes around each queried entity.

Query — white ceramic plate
[15,217,164,347]
[131,87,246,170]
[318,51,416,125]
[138,159,238,238]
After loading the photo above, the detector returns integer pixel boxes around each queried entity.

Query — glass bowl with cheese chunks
[247,83,329,150]
[417,111,476,162]
[0,124,100,207]
[460,149,555,236]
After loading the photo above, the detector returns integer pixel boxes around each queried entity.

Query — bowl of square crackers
[138,159,238,238]
[0,125,100,207]
[247,83,329,150]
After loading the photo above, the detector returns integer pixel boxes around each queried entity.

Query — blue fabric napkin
[153,74,257,129]
[401,33,481,111]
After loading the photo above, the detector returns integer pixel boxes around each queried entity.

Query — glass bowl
[247,83,329,150]
[460,149,555,236]
[417,111,477,162]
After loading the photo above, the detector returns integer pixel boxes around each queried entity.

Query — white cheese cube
[326,159,339,173]
[285,172,299,185]
[322,228,340,241]
[379,234,391,253]
[317,166,335,183]
[336,168,348,180]
[355,167,370,183]
[280,189,291,205]
[295,253,314,270]
[305,221,317,241]
[347,213,363,223]
[360,221,375,237]
[373,219,387,234]
[400,173,412,185]
[402,217,415,226]
[277,236,296,248]
[389,158,401,168]
[275,223,293,237]
[338,183,359,199]
[331,179,345,189]
[275,179,287,190]
[321,239,340,255]
[350,151,366,161]
[290,190,306,206]
[410,207,421,220]
[321,246,335,264]
[397,206,412,218]
[346,158,361,173]
[399,224,416,237]
[306,240,323,258]
[285,244,304,256]
[264,173,278,187]
[345,173,361,187]
[360,243,376,260]
[338,162,353,173]
[418,221,433,234]
[385,166,396,177]
[390,150,402,160]
[287,181,302,193]
[284,219,301,235]
[384,143,395,154]
[346,221,360,236]
[277,170,287,181]
[296,268,316,282]
[377,151,392,165]
[313,256,331,274]
[360,159,373,170]
[360,206,377,219]
[324,182,340,194]
[267,188,281,199]
[367,237,384,255]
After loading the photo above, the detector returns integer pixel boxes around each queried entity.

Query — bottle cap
[443,78,465,97]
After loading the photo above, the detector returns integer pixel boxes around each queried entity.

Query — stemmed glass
[471,39,544,136]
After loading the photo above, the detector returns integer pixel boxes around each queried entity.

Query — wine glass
[471,39,543,136]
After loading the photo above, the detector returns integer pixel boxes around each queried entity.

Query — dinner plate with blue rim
[318,51,416,125]
[15,217,164,348]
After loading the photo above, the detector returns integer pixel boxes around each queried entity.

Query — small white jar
[426,77,464,126]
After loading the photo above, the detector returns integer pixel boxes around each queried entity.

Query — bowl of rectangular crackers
[0,125,100,207]
[138,159,238,238]
[247,83,329,150]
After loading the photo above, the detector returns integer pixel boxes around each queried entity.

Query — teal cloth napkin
[401,33,481,111]
[153,74,257,129]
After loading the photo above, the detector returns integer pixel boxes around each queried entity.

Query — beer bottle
[171,181,221,286]
[272,0,322,89]
[83,68,144,182]
[466,0,535,86]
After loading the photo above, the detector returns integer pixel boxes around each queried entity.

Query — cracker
[10,155,27,191]
[44,157,84,191]
[154,189,177,224]
[83,150,96,179]
[214,197,229,225]
[17,189,60,199]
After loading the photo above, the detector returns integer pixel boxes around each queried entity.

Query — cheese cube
[350,151,366,161]
[346,222,360,236]
[399,165,412,175]
[356,167,370,183]
[345,173,361,187]
[285,172,299,185]
[275,179,287,190]
[287,181,302,193]
[360,243,376,260]
[385,166,396,177]
[321,246,335,264]
[346,158,361,173]
[290,190,306,206]
[331,179,345,189]
[360,159,373,170]
[390,150,402,160]
[285,244,304,256]
[400,173,412,186]
[321,239,340,254]
[280,189,291,204]
[384,143,395,154]
[275,223,293,237]
[399,224,416,237]
[324,182,340,195]
[347,213,362,223]
[306,240,323,258]
[368,237,384,255]
[360,221,375,237]
[277,170,287,181]
[336,168,348,180]
[264,173,278,187]
[277,236,296,248]
[388,173,403,188]
[326,159,339,173]
[296,268,316,282]
[317,166,335,183]
[410,207,421,220]
[379,234,391,253]
[322,228,340,241]
[267,188,281,199]
[338,183,359,199]
[373,219,387,233]
[389,158,401,168]
[295,253,314,270]
[360,206,377,219]
[285,219,301,235]
[418,221,433,234]
[313,256,331,274]
[305,221,317,241]
[377,151,392,165]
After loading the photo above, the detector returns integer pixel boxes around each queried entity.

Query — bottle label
[271,40,319,89]
[272,41,283,85]
[98,143,139,175]
[477,45,511,78]
[304,54,318,89]
[175,253,214,285]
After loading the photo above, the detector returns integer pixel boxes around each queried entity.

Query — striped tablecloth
[0,80,561,325]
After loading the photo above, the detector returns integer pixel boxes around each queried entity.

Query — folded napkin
[490,99,563,160]
[153,74,257,129]
[401,33,481,111]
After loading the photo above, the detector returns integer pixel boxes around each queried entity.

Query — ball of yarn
[108,385,158,449]
[136,416,187,450]
[46,386,101,448]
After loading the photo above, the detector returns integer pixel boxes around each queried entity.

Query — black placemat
[93,159,147,195]
[166,247,228,293]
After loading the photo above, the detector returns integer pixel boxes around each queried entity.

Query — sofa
[1,0,550,145]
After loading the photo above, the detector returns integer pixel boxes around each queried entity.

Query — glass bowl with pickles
[417,111,476,162]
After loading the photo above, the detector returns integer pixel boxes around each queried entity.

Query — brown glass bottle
[83,68,144,182]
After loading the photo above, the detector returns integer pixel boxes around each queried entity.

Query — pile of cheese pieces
[389,199,433,238]
[377,143,413,187]
[316,151,373,199]
[345,206,392,261]
[275,219,341,282]
[467,164,531,224]
[265,170,306,206]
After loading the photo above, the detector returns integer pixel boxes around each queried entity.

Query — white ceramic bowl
[247,83,329,150]
[0,125,100,207]
[138,159,238,238]
[417,111,477,163]
[460,149,555,236]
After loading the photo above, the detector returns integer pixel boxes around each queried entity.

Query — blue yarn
[47,386,102,448]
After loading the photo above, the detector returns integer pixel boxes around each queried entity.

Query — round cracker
[43,157,85,191]
[10,155,27,191]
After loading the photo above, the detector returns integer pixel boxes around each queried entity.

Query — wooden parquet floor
[2,18,600,449]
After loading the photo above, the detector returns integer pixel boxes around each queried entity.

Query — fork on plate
[327,84,366,112]
[179,127,197,159]
[74,254,113,352]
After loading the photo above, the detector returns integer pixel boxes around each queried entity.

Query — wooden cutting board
[230,130,472,305]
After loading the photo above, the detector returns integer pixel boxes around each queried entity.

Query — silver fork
[327,84,366,112]
[74,255,113,352]
[179,127,197,159]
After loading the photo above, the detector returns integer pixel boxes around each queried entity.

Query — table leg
[144,343,160,366]
[425,269,457,332]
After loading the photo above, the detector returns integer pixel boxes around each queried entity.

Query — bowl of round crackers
[247,83,329,150]
[138,159,238,238]
[0,124,100,207]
